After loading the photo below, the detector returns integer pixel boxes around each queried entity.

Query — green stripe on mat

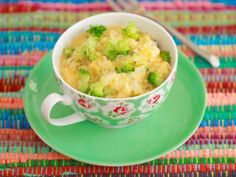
[192,56,236,68]
[0,157,235,168]
[1,11,235,29]
[0,92,22,98]
[0,66,33,70]
[149,157,236,165]
[0,160,86,168]
[205,105,236,113]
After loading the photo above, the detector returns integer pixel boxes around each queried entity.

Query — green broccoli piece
[89,82,104,97]
[160,51,171,63]
[115,63,135,73]
[105,40,130,60]
[106,49,119,61]
[122,22,140,40]
[116,40,130,55]
[87,25,106,38]
[147,72,162,87]
[78,69,90,93]
[79,68,89,75]
[63,47,74,58]
[84,37,100,61]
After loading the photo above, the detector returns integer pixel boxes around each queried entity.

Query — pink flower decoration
[147,94,161,106]
[102,102,135,118]
[138,89,165,113]
[77,99,92,109]
[113,106,128,115]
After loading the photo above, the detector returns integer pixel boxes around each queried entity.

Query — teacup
[41,12,178,128]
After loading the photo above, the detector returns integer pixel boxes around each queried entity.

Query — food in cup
[60,22,171,98]
[41,13,178,127]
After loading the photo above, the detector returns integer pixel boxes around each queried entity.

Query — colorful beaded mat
[0,0,236,176]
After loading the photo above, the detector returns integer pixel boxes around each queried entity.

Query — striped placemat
[0,0,236,176]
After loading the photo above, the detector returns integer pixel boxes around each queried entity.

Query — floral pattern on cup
[138,89,165,113]
[84,113,109,125]
[102,102,135,119]
[54,74,63,89]
[75,95,98,112]
[118,114,149,125]
[167,71,176,90]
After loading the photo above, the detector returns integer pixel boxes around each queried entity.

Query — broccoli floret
[73,37,99,61]
[87,25,106,38]
[147,72,162,87]
[78,69,90,92]
[79,68,89,75]
[63,47,74,58]
[106,49,119,61]
[115,63,135,73]
[89,82,104,97]
[160,51,171,63]
[105,40,130,60]
[122,22,140,40]
[116,40,130,55]
[84,37,100,61]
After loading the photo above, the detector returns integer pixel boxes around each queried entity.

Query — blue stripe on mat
[1,32,236,44]
[0,105,235,129]
[2,0,235,5]
[1,34,236,54]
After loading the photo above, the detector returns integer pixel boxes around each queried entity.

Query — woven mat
[0,0,236,176]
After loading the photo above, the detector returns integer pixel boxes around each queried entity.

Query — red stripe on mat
[0,129,40,141]
[0,77,25,92]
[207,82,236,92]
[0,80,235,93]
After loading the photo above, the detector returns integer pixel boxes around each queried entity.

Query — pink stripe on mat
[1,127,236,142]
[200,68,236,75]
[1,1,234,13]
[207,92,236,106]
[0,152,70,164]
[0,149,235,164]
[179,45,236,57]
[190,127,236,140]
[163,148,236,159]
[1,46,235,67]
[0,97,24,109]
[0,51,45,66]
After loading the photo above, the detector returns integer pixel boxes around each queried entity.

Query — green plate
[23,51,206,166]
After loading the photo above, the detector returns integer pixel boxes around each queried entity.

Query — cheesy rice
[60,23,171,98]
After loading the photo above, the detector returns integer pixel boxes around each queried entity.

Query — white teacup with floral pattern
[41,12,178,128]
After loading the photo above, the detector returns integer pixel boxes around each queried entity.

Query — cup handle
[41,93,86,126]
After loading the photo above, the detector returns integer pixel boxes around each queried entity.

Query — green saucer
[23,51,206,166]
